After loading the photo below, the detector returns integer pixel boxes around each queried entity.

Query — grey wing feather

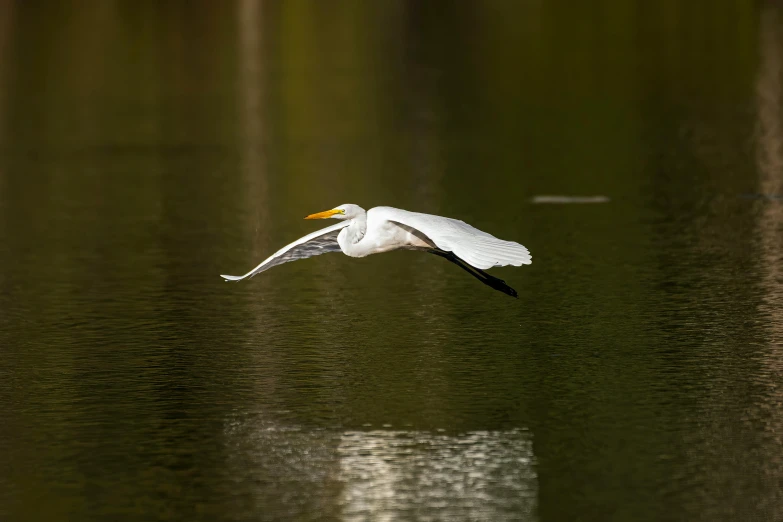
[221,221,348,282]
[252,230,343,272]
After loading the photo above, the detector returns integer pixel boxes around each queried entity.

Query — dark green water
[1,2,782,521]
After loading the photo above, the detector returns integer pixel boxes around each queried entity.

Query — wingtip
[220,274,242,282]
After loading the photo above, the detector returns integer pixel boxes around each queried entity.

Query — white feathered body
[337,207,433,257]
[337,206,531,270]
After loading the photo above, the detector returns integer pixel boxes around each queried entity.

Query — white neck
[337,212,367,254]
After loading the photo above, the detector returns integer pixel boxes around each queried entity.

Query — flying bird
[221,204,531,297]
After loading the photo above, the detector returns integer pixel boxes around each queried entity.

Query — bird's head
[304,204,364,220]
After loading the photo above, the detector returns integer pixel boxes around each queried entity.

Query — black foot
[428,249,519,298]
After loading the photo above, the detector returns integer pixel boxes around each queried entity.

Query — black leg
[428,249,518,298]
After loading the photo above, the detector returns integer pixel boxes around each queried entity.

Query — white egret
[221,204,531,297]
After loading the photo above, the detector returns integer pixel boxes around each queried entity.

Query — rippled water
[1,2,782,521]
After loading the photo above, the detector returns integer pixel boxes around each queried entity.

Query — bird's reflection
[223,415,537,521]
[337,429,537,521]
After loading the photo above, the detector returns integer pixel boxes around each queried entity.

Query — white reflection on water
[337,429,536,522]
[223,417,537,521]
[753,4,783,520]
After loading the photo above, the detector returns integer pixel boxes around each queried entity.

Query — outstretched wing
[376,206,531,270]
[221,221,349,281]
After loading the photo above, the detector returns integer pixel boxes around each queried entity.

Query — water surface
[1,2,781,521]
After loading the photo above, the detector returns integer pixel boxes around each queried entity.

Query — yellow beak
[304,208,344,219]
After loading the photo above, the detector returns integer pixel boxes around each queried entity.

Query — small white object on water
[531,195,610,204]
